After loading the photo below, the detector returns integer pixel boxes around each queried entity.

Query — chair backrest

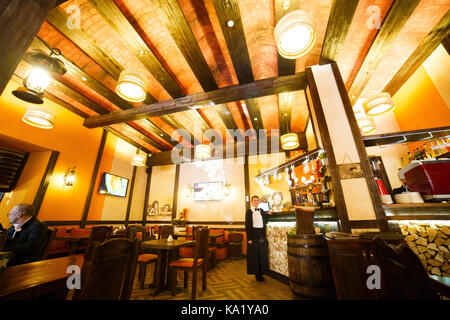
[40,228,57,260]
[88,226,113,246]
[0,233,7,251]
[128,225,147,241]
[158,225,173,239]
[193,227,209,263]
[373,237,439,300]
[73,238,140,300]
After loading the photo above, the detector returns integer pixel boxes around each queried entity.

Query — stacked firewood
[400,223,450,277]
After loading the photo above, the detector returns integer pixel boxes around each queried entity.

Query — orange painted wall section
[393,66,450,132]
[0,80,104,222]
[87,133,117,221]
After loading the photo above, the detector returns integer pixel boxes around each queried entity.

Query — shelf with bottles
[400,136,450,167]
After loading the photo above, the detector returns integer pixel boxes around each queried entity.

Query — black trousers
[247,237,269,277]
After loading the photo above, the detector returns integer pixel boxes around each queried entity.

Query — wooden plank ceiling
[11,0,450,154]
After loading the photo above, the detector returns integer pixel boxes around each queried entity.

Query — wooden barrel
[287,234,335,299]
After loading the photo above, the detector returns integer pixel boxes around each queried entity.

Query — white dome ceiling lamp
[362,92,395,116]
[22,105,56,129]
[274,10,316,59]
[116,70,148,103]
[280,133,300,150]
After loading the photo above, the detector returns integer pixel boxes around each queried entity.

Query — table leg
[150,249,167,296]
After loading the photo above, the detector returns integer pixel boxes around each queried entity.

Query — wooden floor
[131,258,294,300]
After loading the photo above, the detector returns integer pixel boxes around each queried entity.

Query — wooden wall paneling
[305,68,350,233]
[383,11,450,96]
[172,164,180,220]
[142,166,152,225]
[348,0,421,103]
[330,62,388,231]
[0,0,57,95]
[83,72,307,128]
[319,0,359,64]
[125,163,138,228]
[80,129,108,228]
[33,151,60,217]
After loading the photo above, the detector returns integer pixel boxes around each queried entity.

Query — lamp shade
[195,144,211,159]
[357,116,376,134]
[362,92,394,116]
[274,10,316,59]
[131,154,146,166]
[116,70,148,103]
[22,106,55,129]
[280,133,300,150]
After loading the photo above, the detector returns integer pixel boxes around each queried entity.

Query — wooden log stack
[400,223,450,277]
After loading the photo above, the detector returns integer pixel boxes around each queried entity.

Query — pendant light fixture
[357,116,376,134]
[362,92,394,116]
[131,153,147,166]
[13,48,66,104]
[22,105,56,129]
[195,144,211,159]
[274,10,316,59]
[116,70,148,103]
[281,133,300,150]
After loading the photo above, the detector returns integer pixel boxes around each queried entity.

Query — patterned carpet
[131,258,294,300]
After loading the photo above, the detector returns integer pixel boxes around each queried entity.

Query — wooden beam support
[125,164,138,227]
[0,0,57,96]
[81,129,108,228]
[348,0,421,103]
[147,133,307,166]
[319,0,359,64]
[142,166,152,225]
[83,72,307,128]
[33,151,60,216]
[384,11,450,96]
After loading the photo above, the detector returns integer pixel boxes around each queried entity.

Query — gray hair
[14,203,35,216]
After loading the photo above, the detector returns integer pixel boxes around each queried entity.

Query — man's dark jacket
[4,216,48,265]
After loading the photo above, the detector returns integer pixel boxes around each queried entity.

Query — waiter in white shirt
[245,195,273,282]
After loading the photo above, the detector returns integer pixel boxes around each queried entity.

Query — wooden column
[0,0,58,95]
[33,151,59,216]
[124,165,138,228]
[244,155,250,211]
[171,164,180,220]
[142,166,152,226]
[305,63,388,232]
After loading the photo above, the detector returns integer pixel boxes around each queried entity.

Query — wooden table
[55,236,90,255]
[141,239,194,296]
[0,255,84,300]
[209,233,224,247]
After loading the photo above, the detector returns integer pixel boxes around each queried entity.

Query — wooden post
[0,0,58,95]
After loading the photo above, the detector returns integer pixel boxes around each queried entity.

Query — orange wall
[0,80,104,224]
[393,66,450,132]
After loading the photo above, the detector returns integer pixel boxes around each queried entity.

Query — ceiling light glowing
[363,92,395,116]
[22,106,56,129]
[280,133,299,150]
[116,70,148,103]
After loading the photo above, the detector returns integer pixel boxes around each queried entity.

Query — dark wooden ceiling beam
[348,0,421,103]
[150,0,239,137]
[319,0,359,64]
[148,132,307,166]
[384,11,450,96]
[0,0,58,96]
[103,126,152,155]
[83,72,307,128]
[443,35,450,55]
[211,0,263,131]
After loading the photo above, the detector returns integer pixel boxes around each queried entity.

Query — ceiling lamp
[131,154,146,166]
[362,92,394,116]
[274,10,316,59]
[280,133,300,150]
[195,144,211,159]
[22,105,56,129]
[357,116,376,134]
[13,49,66,104]
[116,70,148,103]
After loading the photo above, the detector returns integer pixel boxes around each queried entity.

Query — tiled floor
[131,258,293,300]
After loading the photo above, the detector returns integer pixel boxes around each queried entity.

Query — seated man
[4,203,48,265]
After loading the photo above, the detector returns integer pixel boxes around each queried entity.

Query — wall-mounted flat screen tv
[98,173,129,197]
[193,182,223,201]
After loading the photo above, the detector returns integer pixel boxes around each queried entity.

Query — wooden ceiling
[12,0,450,154]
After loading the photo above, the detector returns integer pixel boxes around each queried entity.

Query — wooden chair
[168,227,209,300]
[158,225,174,239]
[72,238,140,300]
[40,228,57,260]
[373,237,439,300]
[87,226,113,245]
[0,233,7,251]
[128,225,158,289]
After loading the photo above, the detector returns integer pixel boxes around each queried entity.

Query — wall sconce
[12,48,66,104]
[223,182,231,196]
[63,166,76,186]
[186,184,194,198]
